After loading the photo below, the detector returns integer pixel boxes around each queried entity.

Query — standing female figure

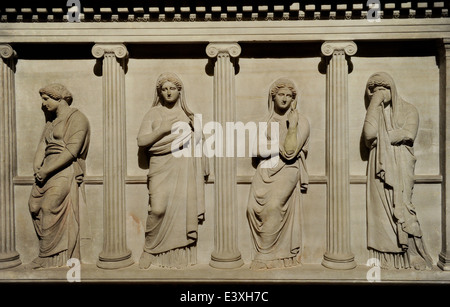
[29,83,90,269]
[363,72,432,270]
[247,78,310,270]
[137,72,208,269]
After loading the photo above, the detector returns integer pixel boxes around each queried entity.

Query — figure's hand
[35,167,48,183]
[370,86,391,107]
[33,164,40,175]
[158,116,179,136]
[287,110,299,129]
[370,89,385,106]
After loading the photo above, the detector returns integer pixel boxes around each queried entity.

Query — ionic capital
[0,44,16,59]
[92,43,128,59]
[206,42,241,58]
[321,41,357,57]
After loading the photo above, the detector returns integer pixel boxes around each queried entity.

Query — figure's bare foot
[23,257,45,270]
[139,252,152,269]
[379,258,395,270]
[410,255,431,271]
[249,260,267,270]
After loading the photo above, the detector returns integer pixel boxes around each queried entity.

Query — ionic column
[0,44,21,270]
[438,39,450,271]
[92,43,133,269]
[206,42,243,269]
[321,41,357,270]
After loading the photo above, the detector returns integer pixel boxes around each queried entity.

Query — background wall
[12,43,442,267]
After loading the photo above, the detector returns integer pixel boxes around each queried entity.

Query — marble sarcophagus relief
[0,1,449,285]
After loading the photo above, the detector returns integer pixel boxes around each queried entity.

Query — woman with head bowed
[137,72,208,269]
[363,72,432,270]
[247,78,310,270]
[28,83,90,269]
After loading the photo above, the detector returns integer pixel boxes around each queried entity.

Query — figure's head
[152,72,194,120]
[156,73,182,105]
[269,78,297,114]
[39,83,73,112]
[366,72,393,105]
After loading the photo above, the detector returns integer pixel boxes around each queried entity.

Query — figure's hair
[156,73,183,94]
[39,83,73,105]
[269,78,297,100]
[366,78,392,92]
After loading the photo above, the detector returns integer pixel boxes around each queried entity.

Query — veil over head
[365,72,404,129]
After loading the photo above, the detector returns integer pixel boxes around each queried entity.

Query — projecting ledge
[12,175,442,185]
[0,19,448,43]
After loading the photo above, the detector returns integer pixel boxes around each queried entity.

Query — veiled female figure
[247,78,310,270]
[28,83,90,269]
[363,72,432,270]
[137,72,208,269]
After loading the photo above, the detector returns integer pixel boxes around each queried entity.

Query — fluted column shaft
[321,41,357,270]
[92,43,133,269]
[438,39,450,270]
[0,44,21,270]
[206,42,243,269]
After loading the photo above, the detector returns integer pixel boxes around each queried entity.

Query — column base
[322,253,356,270]
[97,251,134,270]
[437,252,450,271]
[0,251,21,270]
[210,254,244,269]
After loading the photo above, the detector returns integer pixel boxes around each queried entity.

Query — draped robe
[363,72,431,269]
[247,111,309,269]
[138,105,206,268]
[29,108,90,268]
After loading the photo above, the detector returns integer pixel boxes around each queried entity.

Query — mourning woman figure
[363,72,432,270]
[28,83,90,269]
[137,72,208,269]
[247,78,310,270]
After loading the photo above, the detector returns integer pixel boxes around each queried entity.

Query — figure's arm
[296,115,310,155]
[363,90,385,147]
[281,112,310,161]
[284,110,298,156]
[388,107,419,146]
[137,113,179,148]
[33,138,46,174]
[36,150,75,183]
[36,114,90,182]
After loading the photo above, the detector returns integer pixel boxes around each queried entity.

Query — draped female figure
[247,78,310,270]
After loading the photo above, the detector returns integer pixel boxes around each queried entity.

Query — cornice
[0,1,448,23]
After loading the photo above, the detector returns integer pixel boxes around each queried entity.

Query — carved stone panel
[0,1,449,292]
